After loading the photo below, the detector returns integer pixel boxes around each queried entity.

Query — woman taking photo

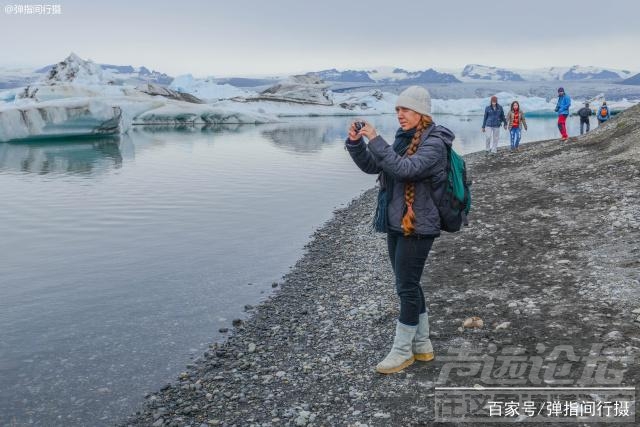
[344,86,455,374]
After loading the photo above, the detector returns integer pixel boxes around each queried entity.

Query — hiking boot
[376,321,417,374]
[413,312,435,362]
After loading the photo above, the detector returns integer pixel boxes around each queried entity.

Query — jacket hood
[424,124,455,148]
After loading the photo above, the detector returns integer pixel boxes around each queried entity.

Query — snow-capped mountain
[0,68,41,89]
[458,64,633,82]
[460,64,524,81]
[313,69,374,83]
[310,67,460,84]
[309,65,633,84]
[35,54,173,86]
[100,64,173,85]
[518,66,633,82]
[619,72,640,85]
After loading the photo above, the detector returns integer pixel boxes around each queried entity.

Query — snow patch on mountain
[460,64,524,82]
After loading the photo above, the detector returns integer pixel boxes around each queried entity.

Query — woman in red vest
[506,101,527,151]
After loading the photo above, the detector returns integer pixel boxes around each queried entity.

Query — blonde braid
[401,115,433,236]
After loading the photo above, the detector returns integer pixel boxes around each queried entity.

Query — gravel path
[124,106,640,427]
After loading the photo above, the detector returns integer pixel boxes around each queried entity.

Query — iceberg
[169,74,251,101]
[248,74,334,105]
[0,98,124,142]
[0,54,278,142]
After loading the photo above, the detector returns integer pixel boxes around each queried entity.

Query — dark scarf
[372,127,417,232]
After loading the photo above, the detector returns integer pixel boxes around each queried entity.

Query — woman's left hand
[358,121,378,141]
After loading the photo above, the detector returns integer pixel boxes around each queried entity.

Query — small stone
[463,316,484,329]
[152,419,164,427]
[632,308,640,314]
[218,327,229,333]
[272,282,279,288]
[605,331,623,341]
[244,304,254,311]
[232,319,243,327]
[373,412,391,419]
[275,370,286,378]
[495,322,511,330]
[248,343,256,353]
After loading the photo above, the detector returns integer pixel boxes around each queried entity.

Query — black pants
[387,231,434,326]
[580,119,590,135]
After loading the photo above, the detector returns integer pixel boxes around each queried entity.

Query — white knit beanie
[395,85,431,115]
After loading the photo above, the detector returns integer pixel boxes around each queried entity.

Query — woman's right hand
[348,122,361,141]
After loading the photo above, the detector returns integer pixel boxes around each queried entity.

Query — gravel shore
[124,105,640,426]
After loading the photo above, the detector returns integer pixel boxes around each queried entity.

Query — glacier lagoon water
[0,114,600,425]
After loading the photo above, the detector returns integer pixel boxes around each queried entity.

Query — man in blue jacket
[555,87,571,141]
[481,95,507,154]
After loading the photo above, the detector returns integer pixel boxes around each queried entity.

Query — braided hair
[401,115,434,236]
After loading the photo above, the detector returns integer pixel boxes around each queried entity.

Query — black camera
[354,121,366,132]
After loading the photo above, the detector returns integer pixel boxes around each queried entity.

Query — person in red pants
[554,87,571,141]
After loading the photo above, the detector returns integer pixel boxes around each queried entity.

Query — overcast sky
[1,0,639,77]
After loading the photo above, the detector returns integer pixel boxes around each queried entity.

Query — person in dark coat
[345,85,454,374]
[577,102,592,135]
[481,95,507,154]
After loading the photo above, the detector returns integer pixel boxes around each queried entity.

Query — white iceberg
[0,54,277,142]
[42,52,109,85]
[249,74,334,105]
[0,98,125,142]
[216,89,398,118]
[169,74,252,101]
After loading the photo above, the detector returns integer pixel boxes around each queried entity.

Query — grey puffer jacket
[346,125,455,236]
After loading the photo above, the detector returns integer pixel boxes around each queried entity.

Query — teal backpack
[435,144,472,232]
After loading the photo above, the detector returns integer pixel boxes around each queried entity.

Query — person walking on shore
[578,102,592,135]
[345,86,453,374]
[597,101,611,125]
[506,101,527,151]
[482,95,507,154]
[555,87,571,141]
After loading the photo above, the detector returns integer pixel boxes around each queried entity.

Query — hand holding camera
[348,120,377,141]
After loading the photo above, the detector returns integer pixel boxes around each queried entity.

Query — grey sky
[1,0,639,77]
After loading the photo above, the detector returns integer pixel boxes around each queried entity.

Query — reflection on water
[262,126,331,154]
[0,138,123,175]
[133,122,251,134]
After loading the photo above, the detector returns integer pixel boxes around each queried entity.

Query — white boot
[413,312,435,362]
[376,321,417,374]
